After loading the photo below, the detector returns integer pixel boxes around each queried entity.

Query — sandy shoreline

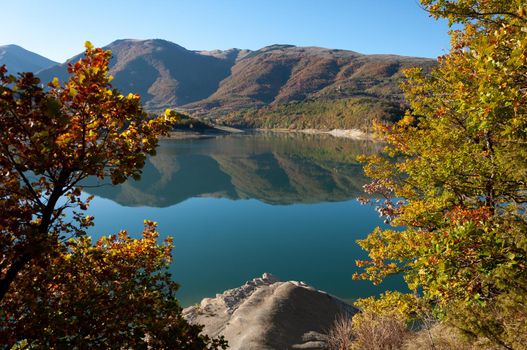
[256,127,373,140]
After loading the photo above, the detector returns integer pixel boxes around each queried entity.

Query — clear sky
[3,0,452,63]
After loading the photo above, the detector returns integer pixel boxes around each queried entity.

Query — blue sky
[4,0,451,62]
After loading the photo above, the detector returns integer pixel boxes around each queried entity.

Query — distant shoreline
[166,128,374,140]
[254,128,373,140]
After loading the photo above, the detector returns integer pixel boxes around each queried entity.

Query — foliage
[354,1,527,348]
[0,43,223,348]
[0,221,227,349]
[173,114,214,131]
[421,0,526,26]
[0,41,179,299]
[353,291,425,325]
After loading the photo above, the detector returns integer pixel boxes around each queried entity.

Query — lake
[83,132,404,306]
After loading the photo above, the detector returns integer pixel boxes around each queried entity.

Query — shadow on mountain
[84,132,381,207]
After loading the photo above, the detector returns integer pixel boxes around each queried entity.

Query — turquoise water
[83,132,404,306]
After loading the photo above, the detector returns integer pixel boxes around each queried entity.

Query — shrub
[326,315,355,350]
[351,311,409,350]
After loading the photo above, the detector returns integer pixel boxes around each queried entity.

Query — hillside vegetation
[217,96,402,130]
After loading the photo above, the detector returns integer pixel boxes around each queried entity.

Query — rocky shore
[183,273,357,350]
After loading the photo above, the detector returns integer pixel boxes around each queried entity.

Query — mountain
[186,45,436,129]
[0,44,58,74]
[187,45,431,109]
[38,39,238,111]
[37,39,436,130]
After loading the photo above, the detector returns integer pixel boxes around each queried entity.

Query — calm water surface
[84,132,404,306]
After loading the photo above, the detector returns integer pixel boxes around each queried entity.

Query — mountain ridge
[10,40,436,130]
[0,44,58,74]
[38,39,236,110]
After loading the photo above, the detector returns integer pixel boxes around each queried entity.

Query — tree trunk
[0,171,68,302]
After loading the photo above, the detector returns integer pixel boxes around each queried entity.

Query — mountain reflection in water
[85,132,382,206]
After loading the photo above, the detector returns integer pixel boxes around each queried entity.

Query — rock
[183,273,357,350]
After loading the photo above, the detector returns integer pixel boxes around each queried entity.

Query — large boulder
[183,273,357,350]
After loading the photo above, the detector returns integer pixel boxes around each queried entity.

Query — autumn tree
[0,42,178,299]
[0,43,226,348]
[354,1,527,348]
